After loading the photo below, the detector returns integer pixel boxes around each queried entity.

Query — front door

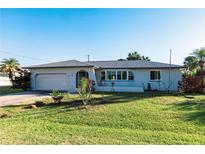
[76,70,89,88]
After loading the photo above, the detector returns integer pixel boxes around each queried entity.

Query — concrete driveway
[0,91,50,106]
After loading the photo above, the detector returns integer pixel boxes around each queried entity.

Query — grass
[0,86,23,95]
[0,92,205,144]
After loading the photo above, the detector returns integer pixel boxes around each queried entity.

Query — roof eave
[95,66,184,69]
[23,65,95,69]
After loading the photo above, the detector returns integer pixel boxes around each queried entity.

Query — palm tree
[183,48,205,75]
[127,51,151,61]
[141,56,150,61]
[0,58,20,86]
[183,56,198,72]
[192,48,205,73]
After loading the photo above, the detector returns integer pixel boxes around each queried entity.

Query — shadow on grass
[4,91,181,110]
[171,98,205,124]
[5,92,183,107]
[1,92,194,120]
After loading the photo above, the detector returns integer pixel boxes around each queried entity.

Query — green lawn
[0,92,205,144]
[0,86,23,95]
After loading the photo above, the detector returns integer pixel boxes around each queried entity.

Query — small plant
[76,77,93,106]
[49,90,64,103]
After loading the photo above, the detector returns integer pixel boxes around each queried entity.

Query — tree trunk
[199,60,205,75]
[8,72,14,86]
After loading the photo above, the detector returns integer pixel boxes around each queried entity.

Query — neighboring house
[25,60,183,92]
[0,72,11,86]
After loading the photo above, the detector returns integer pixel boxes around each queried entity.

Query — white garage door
[36,74,68,91]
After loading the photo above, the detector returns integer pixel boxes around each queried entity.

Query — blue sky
[0,9,205,66]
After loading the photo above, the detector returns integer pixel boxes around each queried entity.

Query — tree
[182,48,205,93]
[183,48,205,75]
[183,56,198,73]
[192,48,205,73]
[13,69,31,90]
[76,77,93,107]
[117,58,126,61]
[126,51,151,61]
[0,58,20,86]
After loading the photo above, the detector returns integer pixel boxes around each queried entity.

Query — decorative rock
[184,95,195,99]
[31,104,37,109]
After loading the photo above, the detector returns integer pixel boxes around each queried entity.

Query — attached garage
[35,73,68,91]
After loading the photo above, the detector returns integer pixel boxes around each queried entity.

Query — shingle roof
[25,60,94,69]
[25,59,183,69]
[88,60,182,69]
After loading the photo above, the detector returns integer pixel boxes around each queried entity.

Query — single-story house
[0,72,11,86]
[25,60,183,92]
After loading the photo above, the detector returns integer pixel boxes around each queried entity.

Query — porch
[95,86,144,92]
[95,81,144,92]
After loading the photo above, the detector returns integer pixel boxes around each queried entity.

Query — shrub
[13,69,31,90]
[178,75,205,93]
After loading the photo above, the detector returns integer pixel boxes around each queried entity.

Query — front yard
[0,92,205,144]
[0,86,23,95]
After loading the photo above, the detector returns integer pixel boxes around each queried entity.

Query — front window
[101,71,105,80]
[128,71,134,80]
[117,71,122,80]
[122,71,127,80]
[106,70,134,81]
[107,71,116,80]
[150,71,160,80]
